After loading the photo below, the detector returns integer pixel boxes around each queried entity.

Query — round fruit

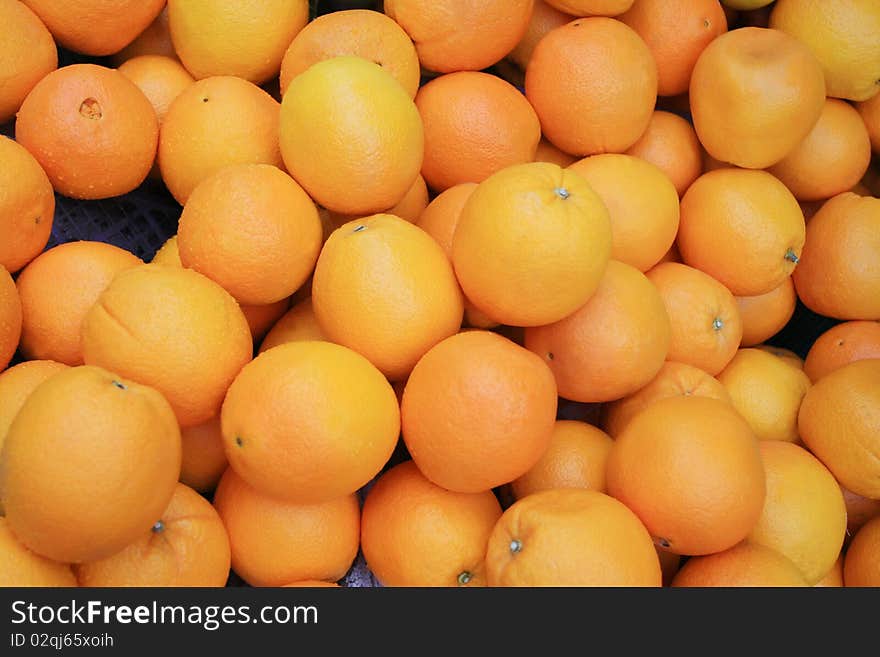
[747,441,847,585]
[0,265,22,371]
[525,17,657,156]
[804,321,880,383]
[16,241,142,365]
[524,260,671,402]
[736,278,798,348]
[212,468,359,587]
[415,183,478,256]
[544,1,634,16]
[158,75,283,205]
[842,485,880,538]
[111,7,174,64]
[485,488,662,586]
[81,263,253,428]
[452,162,612,327]
[221,340,400,503]
[401,330,558,493]
[0,365,181,563]
[0,0,57,123]
[606,395,766,556]
[856,92,880,153]
[167,0,309,84]
[117,55,195,123]
[671,542,808,587]
[844,515,880,586]
[689,27,826,168]
[0,360,68,456]
[179,416,228,494]
[0,136,55,274]
[798,359,880,499]
[313,214,463,381]
[361,460,503,587]
[624,111,703,198]
[258,298,326,354]
[815,555,845,588]
[678,168,806,297]
[75,483,230,587]
[0,517,76,587]
[507,0,573,72]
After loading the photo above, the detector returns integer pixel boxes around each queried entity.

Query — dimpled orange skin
[75,483,231,587]
[81,264,253,429]
[279,9,420,98]
[624,111,704,198]
[20,0,165,56]
[15,64,159,200]
[736,277,798,348]
[401,331,558,494]
[792,193,880,321]
[485,488,662,587]
[844,515,880,586]
[15,241,143,366]
[0,366,181,564]
[507,0,574,72]
[678,169,806,297]
[803,321,880,383]
[0,0,57,123]
[258,298,326,354]
[221,341,401,504]
[671,542,808,587]
[0,265,22,371]
[0,360,68,454]
[212,468,360,587]
[452,162,613,328]
[798,359,880,499]
[117,55,195,123]
[360,460,503,587]
[158,76,283,205]
[544,0,634,15]
[178,415,228,494]
[689,27,826,169]
[312,214,464,382]
[0,517,77,587]
[280,56,424,217]
[606,395,766,556]
[601,361,733,438]
[111,7,175,65]
[524,260,672,403]
[383,0,534,74]
[525,17,657,157]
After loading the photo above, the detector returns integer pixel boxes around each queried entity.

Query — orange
[313,214,463,381]
[384,0,533,74]
[452,162,612,327]
[792,193,880,320]
[619,0,727,97]
[117,55,195,124]
[0,517,76,587]
[770,0,880,102]
[606,395,766,556]
[645,262,743,376]
[415,71,541,192]
[75,483,230,587]
[221,341,400,503]
[0,0,57,123]
[524,260,671,402]
[804,321,880,383]
[320,174,430,236]
[768,99,872,202]
[656,242,682,266]
[0,359,67,450]
[20,0,164,56]
[717,348,811,443]
[525,17,657,156]
[15,64,159,200]
[361,460,503,587]
[602,361,732,438]
[16,241,142,365]
[671,542,808,587]
[212,468,359,587]
[0,365,180,563]
[258,298,326,355]
[279,9,420,98]
[179,416,228,494]
[747,441,847,584]
[283,580,339,588]
[678,169,806,296]
[510,421,614,500]
[568,154,680,272]
[158,75,283,205]
[81,263,253,428]
[485,488,662,587]
[167,0,309,84]
[507,0,574,72]
[533,138,577,168]
[736,277,797,347]
[844,515,880,586]
[689,27,826,169]
[856,92,880,153]
[280,56,423,216]
[401,330,557,493]
[544,1,635,15]
[624,111,703,198]
[842,486,880,538]
[150,235,182,266]
[415,183,477,256]
[815,555,844,587]
[756,344,805,371]
[178,164,321,306]
[111,7,174,65]
[0,137,54,274]
[0,265,21,371]
[798,359,880,499]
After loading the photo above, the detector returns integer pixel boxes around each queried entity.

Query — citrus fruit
[0,265,22,371]
[736,277,798,348]
[815,555,844,587]
[0,0,57,123]
[0,517,76,587]
[671,542,808,587]
[856,92,880,153]
[624,110,703,198]
[179,416,228,494]
[843,515,880,586]
[117,54,195,123]
[508,0,574,72]
[0,359,67,453]
[544,1,634,16]
[111,6,174,65]
[258,298,326,354]
[804,321,880,383]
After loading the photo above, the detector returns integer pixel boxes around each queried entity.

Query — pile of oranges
[1,0,879,588]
